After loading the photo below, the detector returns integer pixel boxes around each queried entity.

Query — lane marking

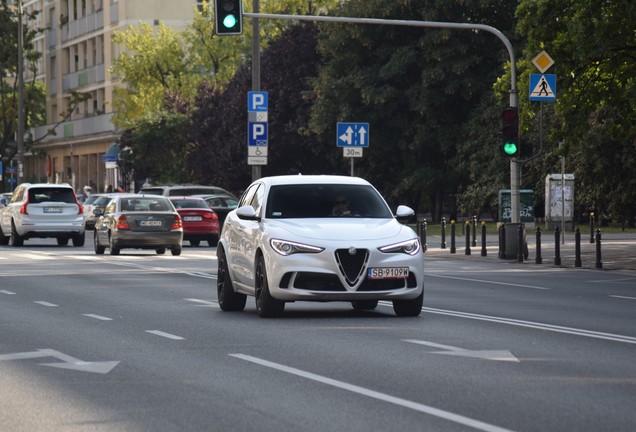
[0,290,16,295]
[184,298,219,308]
[427,274,550,290]
[82,314,113,321]
[34,301,58,307]
[13,253,56,260]
[610,295,636,301]
[402,339,519,362]
[145,330,185,340]
[230,354,515,432]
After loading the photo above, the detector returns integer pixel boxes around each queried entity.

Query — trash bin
[503,223,528,259]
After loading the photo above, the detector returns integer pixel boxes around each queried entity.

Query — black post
[554,226,561,266]
[589,212,595,243]
[420,219,428,252]
[575,228,582,267]
[480,222,487,256]
[517,224,524,263]
[450,221,456,254]
[465,221,471,255]
[499,224,506,259]
[441,217,447,249]
[535,226,542,264]
[471,215,477,247]
[595,229,603,269]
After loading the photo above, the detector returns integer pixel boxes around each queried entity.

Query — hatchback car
[217,175,424,318]
[93,194,183,255]
[0,183,85,246]
[168,196,220,247]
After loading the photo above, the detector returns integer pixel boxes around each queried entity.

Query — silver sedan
[93,194,183,256]
[217,175,424,317]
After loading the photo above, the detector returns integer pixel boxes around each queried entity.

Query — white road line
[0,290,16,295]
[230,354,515,432]
[34,301,58,307]
[13,253,56,260]
[427,273,550,290]
[83,314,113,321]
[145,330,185,340]
[184,298,219,308]
[610,295,636,301]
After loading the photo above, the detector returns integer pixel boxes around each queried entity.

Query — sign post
[337,122,369,176]
[247,91,268,166]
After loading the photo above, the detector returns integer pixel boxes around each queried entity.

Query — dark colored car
[168,196,220,247]
[93,194,183,256]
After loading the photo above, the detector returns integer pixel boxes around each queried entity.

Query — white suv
[0,183,85,246]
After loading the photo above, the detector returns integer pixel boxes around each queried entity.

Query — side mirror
[395,205,415,223]
[236,205,260,222]
[93,208,103,216]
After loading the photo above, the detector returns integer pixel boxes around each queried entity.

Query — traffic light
[501,107,519,157]
[214,0,243,35]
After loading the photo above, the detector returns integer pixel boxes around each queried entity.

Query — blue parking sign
[248,122,268,145]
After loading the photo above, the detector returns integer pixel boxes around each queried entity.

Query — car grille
[291,273,346,291]
[357,273,418,291]
[335,248,369,287]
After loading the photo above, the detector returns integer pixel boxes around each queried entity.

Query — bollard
[417,219,428,253]
[554,226,561,266]
[517,224,524,263]
[575,228,582,267]
[589,212,595,243]
[441,217,447,249]
[472,215,477,247]
[595,229,603,269]
[450,220,456,254]
[535,226,542,264]
[480,222,487,256]
[499,224,506,259]
[465,221,471,255]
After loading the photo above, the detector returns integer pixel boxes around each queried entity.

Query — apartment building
[15,0,202,193]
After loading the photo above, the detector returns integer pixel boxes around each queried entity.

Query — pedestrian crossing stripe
[529,74,556,102]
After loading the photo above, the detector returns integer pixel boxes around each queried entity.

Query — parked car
[168,196,220,247]
[217,175,424,318]
[93,194,183,256]
[83,193,119,229]
[0,192,12,207]
[0,183,85,246]
[139,184,236,199]
[192,194,238,229]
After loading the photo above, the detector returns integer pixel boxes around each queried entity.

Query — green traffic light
[503,142,518,155]
[223,14,237,28]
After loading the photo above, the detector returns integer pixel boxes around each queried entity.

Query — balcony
[32,112,117,144]
[62,64,105,91]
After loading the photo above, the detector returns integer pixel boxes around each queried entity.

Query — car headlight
[378,238,421,256]
[270,239,324,256]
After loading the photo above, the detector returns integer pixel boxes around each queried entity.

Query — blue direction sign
[529,74,556,102]
[248,91,268,112]
[248,122,268,146]
[337,122,369,147]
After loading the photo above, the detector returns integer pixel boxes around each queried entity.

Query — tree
[515,0,636,226]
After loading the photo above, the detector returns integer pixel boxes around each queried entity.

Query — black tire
[57,237,69,246]
[11,222,24,246]
[156,247,166,255]
[109,234,120,256]
[392,290,424,317]
[352,300,379,311]
[171,246,182,256]
[0,225,10,245]
[94,231,105,255]
[217,246,246,311]
[208,235,219,247]
[72,231,85,247]
[190,240,200,247]
[255,255,285,318]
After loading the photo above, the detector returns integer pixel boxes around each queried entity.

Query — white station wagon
[217,175,424,317]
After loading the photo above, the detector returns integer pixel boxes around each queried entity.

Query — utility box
[545,174,575,231]
[499,189,534,223]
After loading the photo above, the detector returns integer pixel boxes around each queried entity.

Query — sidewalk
[423,231,636,272]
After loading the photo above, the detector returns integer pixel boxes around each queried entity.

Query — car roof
[20,183,73,189]
[168,196,206,200]
[256,175,371,187]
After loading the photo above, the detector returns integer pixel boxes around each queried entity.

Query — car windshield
[94,196,112,205]
[28,187,76,204]
[171,199,208,209]
[121,198,171,212]
[265,184,392,219]
[83,195,99,205]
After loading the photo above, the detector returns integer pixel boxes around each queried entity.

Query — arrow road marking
[0,349,119,374]
[403,339,520,363]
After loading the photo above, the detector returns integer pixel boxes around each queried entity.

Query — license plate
[183,216,202,222]
[43,207,62,213]
[367,267,409,279]
[140,220,162,227]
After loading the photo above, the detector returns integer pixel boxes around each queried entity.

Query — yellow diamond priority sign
[532,50,555,73]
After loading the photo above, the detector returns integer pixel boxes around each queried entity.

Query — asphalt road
[1,239,635,432]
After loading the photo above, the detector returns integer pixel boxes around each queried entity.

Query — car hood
[265,218,410,242]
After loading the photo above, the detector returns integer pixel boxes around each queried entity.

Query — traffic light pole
[243,12,520,222]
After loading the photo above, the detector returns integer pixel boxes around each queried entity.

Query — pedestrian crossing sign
[529,74,556,102]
